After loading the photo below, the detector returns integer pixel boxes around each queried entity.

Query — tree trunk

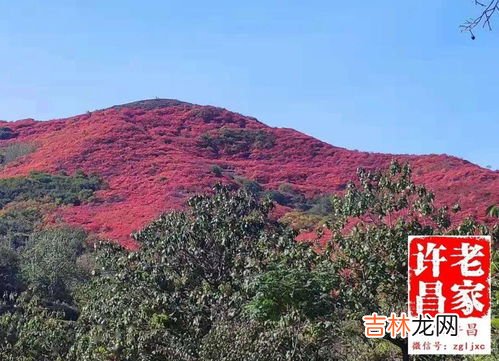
[384,335,409,361]
[401,343,409,361]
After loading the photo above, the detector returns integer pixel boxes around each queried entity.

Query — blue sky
[0,1,498,168]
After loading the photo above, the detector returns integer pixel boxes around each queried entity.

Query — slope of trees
[0,162,497,360]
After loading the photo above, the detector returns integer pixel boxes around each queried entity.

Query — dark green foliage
[190,107,219,122]
[487,204,499,218]
[245,266,335,321]
[198,128,275,156]
[199,319,341,361]
[0,292,77,361]
[267,184,308,209]
[308,195,334,215]
[0,127,17,140]
[0,225,90,302]
[69,249,196,361]
[0,171,102,208]
[0,226,90,361]
[264,189,290,205]
[67,186,334,360]
[0,206,42,297]
[265,184,333,215]
[231,179,333,217]
[209,164,223,177]
[0,206,41,249]
[21,227,89,302]
[234,176,263,195]
[0,245,19,295]
[269,191,306,209]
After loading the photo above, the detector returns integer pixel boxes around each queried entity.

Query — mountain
[0,99,497,247]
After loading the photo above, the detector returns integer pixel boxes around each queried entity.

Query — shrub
[20,227,89,301]
[266,185,332,215]
[0,142,37,165]
[308,195,334,215]
[0,293,77,361]
[324,160,499,359]
[200,319,341,361]
[245,266,334,321]
[0,171,103,208]
[234,176,263,195]
[0,127,17,140]
[0,206,42,250]
[210,164,223,177]
[67,186,333,360]
[190,107,219,122]
[265,184,307,209]
[0,245,20,295]
[280,211,325,231]
[198,128,275,156]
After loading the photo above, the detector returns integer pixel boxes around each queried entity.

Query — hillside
[0,99,497,247]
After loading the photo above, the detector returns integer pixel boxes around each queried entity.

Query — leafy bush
[0,245,20,295]
[0,205,43,298]
[264,184,308,210]
[0,171,103,208]
[21,227,89,301]
[190,107,219,122]
[245,266,334,321]
[0,293,77,361]
[0,205,42,249]
[198,128,275,156]
[266,185,333,215]
[308,195,334,215]
[0,142,37,165]
[67,186,331,360]
[0,225,90,361]
[280,211,326,231]
[200,319,341,361]
[210,164,223,177]
[0,127,17,140]
[234,176,263,195]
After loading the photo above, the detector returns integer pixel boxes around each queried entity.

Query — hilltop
[0,99,497,247]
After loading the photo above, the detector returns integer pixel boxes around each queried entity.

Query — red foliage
[0,99,497,248]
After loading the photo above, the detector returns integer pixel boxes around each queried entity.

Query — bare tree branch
[461,0,499,39]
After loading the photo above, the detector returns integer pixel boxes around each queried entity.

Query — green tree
[324,160,498,361]
[20,227,89,302]
[71,185,339,360]
[0,292,76,361]
[0,245,20,295]
[0,227,91,361]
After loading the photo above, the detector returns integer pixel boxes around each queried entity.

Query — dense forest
[0,161,497,361]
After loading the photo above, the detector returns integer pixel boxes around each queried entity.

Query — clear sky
[0,1,498,168]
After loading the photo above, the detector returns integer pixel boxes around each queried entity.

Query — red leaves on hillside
[1,100,497,247]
